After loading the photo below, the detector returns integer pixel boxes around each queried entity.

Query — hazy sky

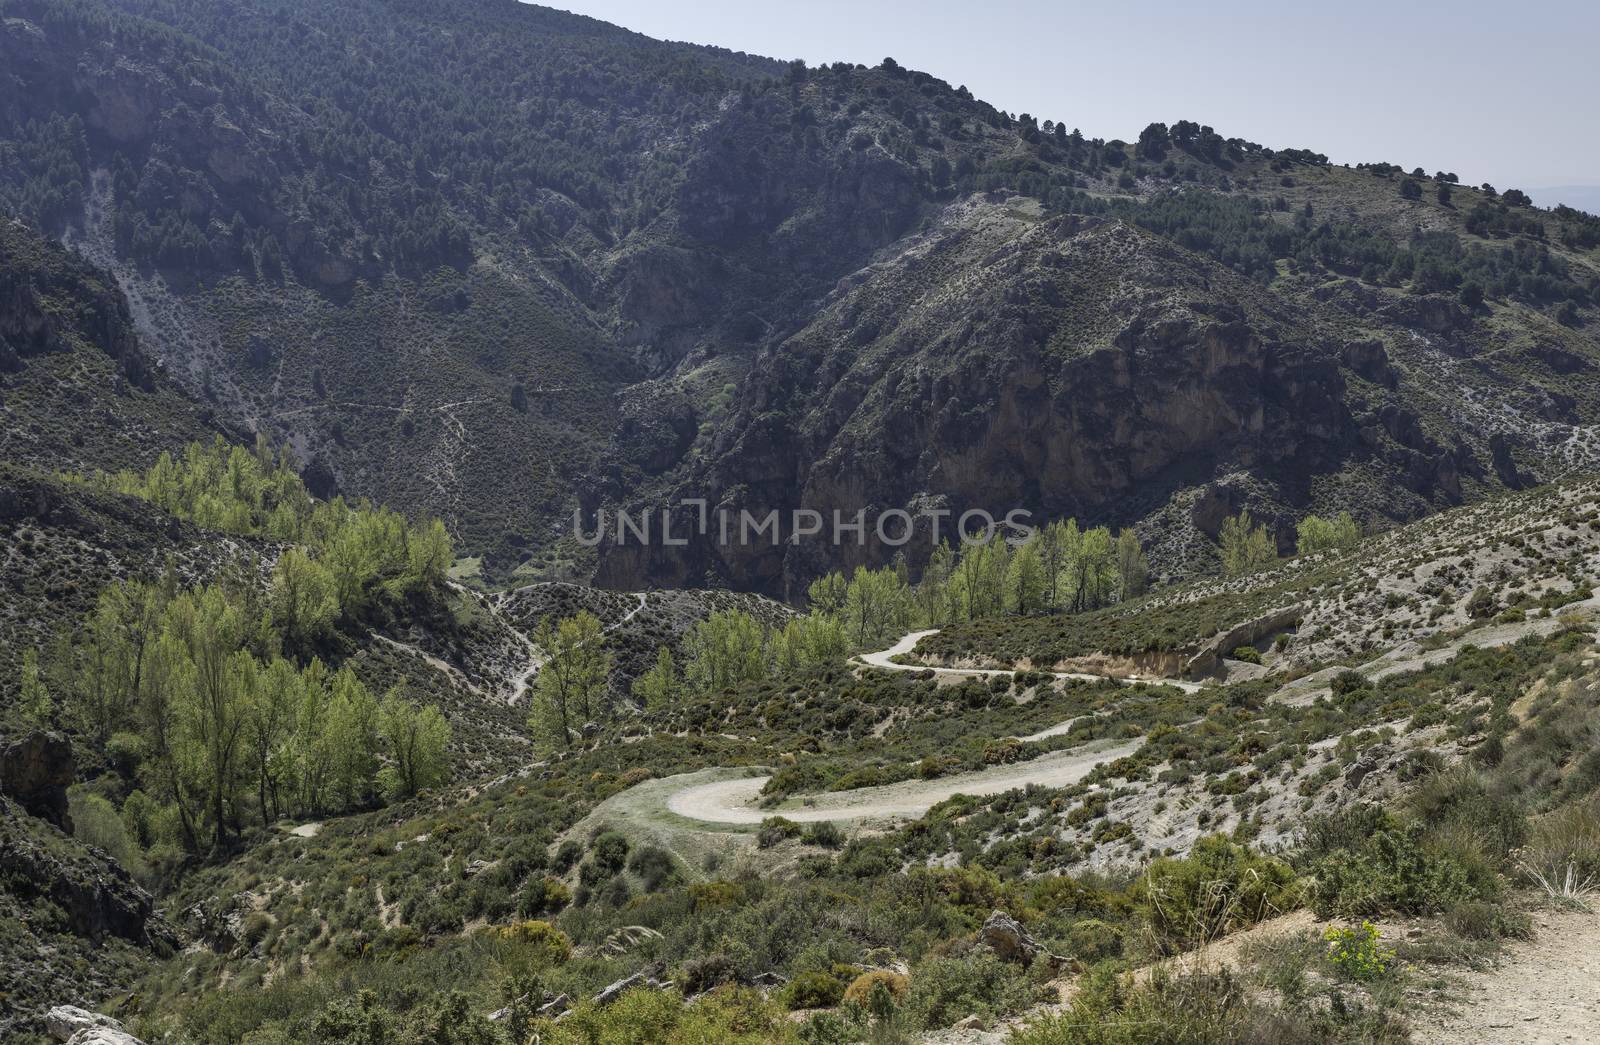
[547,0,1598,203]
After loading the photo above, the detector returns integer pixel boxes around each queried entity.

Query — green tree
[270,548,337,652]
[843,565,910,648]
[1219,511,1277,577]
[1066,526,1117,612]
[1036,521,1072,610]
[242,657,299,825]
[531,611,611,748]
[807,572,848,616]
[322,667,380,810]
[684,609,768,691]
[19,648,51,725]
[1005,540,1046,615]
[631,646,681,710]
[168,585,252,851]
[772,613,848,674]
[1296,512,1361,556]
[914,542,954,626]
[378,691,451,800]
[1115,529,1149,600]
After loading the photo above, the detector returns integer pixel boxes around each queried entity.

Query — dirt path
[1412,908,1600,1044]
[368,633,487,698]
[663,736,1141,826]
[856,630,1206,694]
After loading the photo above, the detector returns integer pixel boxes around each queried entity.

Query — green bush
[591,831,631,873]
[1138,836,1301,953]
[1444,901,1531,941]
[758,816,802,849]
[802,821,845,849]
[904,951,1040,1030]
[1012,964,1408,1043]
[627,845,680,891]
[1406,766,1527,861]
[1308,814,1488,917]
[841,969,909,1008]
[781,969,849,1010]
[1323,921,1393,981]
[1065,919,1123,963]
[534,985,796,1043]
[1230,645,1262,665]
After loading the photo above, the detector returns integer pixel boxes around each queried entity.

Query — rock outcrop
[978,909,1071,972]
[0,797,172,950]
[45,1006,144,1045]
[0,730,74,830]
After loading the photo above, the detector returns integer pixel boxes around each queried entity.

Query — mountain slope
[2,0,1598,593]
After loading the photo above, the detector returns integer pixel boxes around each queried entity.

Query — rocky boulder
[44,1006,144,1045]
[978,910,1070,972]
[0,730,74,830]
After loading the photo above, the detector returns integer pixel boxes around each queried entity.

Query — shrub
[627,845,680,891]
[904,952,1039,1030]
[518,876,571,917]
[758,816,802,849]
[1065,919,1123,963]
[679,954,741,996]
[1406,766,1527,861]
[1308,813,1487,917]
[1330,670,1369,696]
[841,970,908,1007]
[591,831,631,873]
[782,969,849,1010]
[1514,799,1600,902]
[802,821,845,849]
[239,911,274,949]
[1230,645,1262,665]
[550,839,582,873]
[1323,921,1393,981]
[1445,900,1531,941]
[535,985,795,1044]
[1138,836,1302,953]
[489,919,572,965]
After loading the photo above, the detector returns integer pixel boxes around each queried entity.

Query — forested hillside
[3,0,1597,592]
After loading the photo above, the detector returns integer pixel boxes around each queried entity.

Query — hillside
[2,0,1597,592]
[4,2,1600,1041]
[27,474,1591,1044]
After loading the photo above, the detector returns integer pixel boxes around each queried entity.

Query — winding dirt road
[647,628,1170,828]
[855,629,1207,694]
[663,735,1140,825]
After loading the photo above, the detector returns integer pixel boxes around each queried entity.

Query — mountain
[5,1,1600,1040]
[3,0,1598,596]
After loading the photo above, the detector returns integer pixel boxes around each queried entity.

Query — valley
[1,0,1599,1041]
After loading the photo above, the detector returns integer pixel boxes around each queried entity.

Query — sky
[546,0,1598,207]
